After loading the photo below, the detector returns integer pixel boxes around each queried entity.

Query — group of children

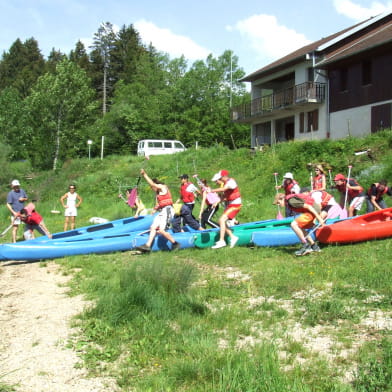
[273,164,392,256]
[6,180,83,242]
[134,168,242,252]
[5,165,391,254]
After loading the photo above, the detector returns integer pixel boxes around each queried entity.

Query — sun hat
[11,179,20,186]
[283,172,293,180]
[315,164,325,173]
[334,173,346,181]
[211,170,229,182]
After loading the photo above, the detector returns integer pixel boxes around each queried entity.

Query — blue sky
[1,0,391,76]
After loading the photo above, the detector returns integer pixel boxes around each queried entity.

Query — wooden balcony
[231,82,326,122]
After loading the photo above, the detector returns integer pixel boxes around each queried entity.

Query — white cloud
[134,19,211,61]
[227,14,311,64]
[333,0,392,20]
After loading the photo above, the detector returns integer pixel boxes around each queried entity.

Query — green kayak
[194,217,294,248]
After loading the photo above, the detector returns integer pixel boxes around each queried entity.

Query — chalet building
[231,11,392,147]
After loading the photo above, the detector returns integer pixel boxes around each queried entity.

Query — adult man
[210,170,242,249]
[334,173,365,217]
[135,169,180,252]
[172,174,202,233]
[6,179,28,243]
[366,180,392,212]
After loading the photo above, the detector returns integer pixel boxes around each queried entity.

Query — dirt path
[0,260,117,392]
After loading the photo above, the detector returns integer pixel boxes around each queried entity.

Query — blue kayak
[29,214,155,243]
[0,227,197,261]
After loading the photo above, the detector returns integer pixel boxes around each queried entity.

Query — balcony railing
[231,82,326,121]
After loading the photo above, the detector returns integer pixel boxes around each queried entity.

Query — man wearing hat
[172,174,202,233]
[275,172,300,217]
[210,170,242,249]
[6,179,28,242]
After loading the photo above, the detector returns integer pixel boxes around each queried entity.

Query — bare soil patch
[0,260,117,392]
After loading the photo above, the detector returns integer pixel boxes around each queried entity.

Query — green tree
[69,40,90,72]
[46,48,67,73]
[0,87,30,160]
[25,59,97,169]
[0,38,45,97]
[90,22,118,114]
[110,24,146,85]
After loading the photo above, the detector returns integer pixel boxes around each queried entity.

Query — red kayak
[316,207,392,244]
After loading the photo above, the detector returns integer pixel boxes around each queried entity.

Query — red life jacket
[21,211,43,225]
[367,183,389,200]
[156,189,173,209]
[284,180,298,195]
[285,193,315,213]
[336,179,363,199]
[319,191,333,207]
[223,178,241,202]
[313,174,325,190]
[180,182,195,203]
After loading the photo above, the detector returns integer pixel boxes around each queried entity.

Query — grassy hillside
[1,131,392,391]
[2,130,392,234]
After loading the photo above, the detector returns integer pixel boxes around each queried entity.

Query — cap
[179,174,189,179]
[11,179,20,186]
[272,193,285,205]
[334,174,346,181]
[283,172,293,180]
[211,169,229,182]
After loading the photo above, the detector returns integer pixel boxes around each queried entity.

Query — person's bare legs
[11,224,18,243]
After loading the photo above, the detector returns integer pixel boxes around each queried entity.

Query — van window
[174,142,183,148]
[164,142,172,148]
[149,141,163,148]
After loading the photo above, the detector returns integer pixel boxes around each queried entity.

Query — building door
[285,122,294,140]
[371,103,391,133]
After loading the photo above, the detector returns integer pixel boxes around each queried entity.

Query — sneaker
[294,244,313,256]
[171,241,181,251]
[135,244,151,253]
[311,243,321,252]
[230,235,239,248]
[212,240,226,249]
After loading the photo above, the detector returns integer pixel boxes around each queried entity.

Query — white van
[137,139,186,156]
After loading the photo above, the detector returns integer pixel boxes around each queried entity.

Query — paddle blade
[128,188,138,207]
[276,206,283,220]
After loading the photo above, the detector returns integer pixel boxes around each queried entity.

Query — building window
[307,109,319,132]
[340,68,348,91]
[362,60,372,85]
[307,67,314,82]
[300,112,304,133]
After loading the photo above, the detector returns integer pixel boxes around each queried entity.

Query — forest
[0,22,250,170]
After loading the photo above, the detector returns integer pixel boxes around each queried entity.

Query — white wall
[329,105,371,139]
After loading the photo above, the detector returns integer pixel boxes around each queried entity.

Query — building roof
[316,16,392,67]
[240,12,391,82]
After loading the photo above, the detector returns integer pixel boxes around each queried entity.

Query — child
[119,188,148,217]
[18,205,52,240]
[198,178,220,229]
[273,192,324,256]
